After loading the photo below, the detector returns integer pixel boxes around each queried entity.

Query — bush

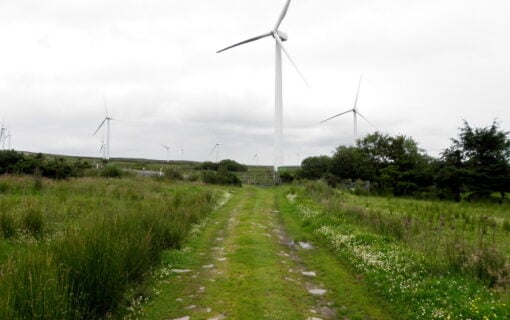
[218,159,248,172]
[99,165,123,178]
[201,161,219,171]
[163,168,184,181]
[202,170,242,186]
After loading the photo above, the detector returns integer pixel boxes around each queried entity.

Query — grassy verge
[291,182,510,319]
[0,176,216,319]
[277,188,394,320]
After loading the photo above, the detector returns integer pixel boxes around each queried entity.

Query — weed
[22,209,44,238]
[0,212,16,238]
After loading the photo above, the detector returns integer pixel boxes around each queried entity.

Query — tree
[330,146,374,181]
[299,156,331,180]
[357,132,433,196]
[435,146,468,201]
[218,159,247,172]
[451,120,510,200]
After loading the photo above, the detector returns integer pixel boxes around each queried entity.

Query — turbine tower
[210,143,222,162]
[93,97,113,160]
[6,129,12,150]
[321,76,372,139]
[217,0,308,173]
[0,122,6,150]
[99,136,106,159]
[253,153,259,166]
[161,144,170,163]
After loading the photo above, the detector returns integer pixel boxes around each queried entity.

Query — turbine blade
[320,109,353,124]
[217,32,272,54]
[353,75,362,110]
[356,111,376,128]
[210,145,217,155]
[103,96,109,117]
[274,35,310,88]
[93,118,107,136]
[274,0,291,31]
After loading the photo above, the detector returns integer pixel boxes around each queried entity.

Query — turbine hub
[274,30,288,41]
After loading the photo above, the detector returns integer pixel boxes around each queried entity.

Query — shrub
[202,170,241,186]
[200,161,219,171]
[164,168,184,181]
[218,159,247,172]
[99,165,123,178]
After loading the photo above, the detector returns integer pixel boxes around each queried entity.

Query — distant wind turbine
[217,0,308,173]
[210,143,222,162]
[253,153,259,166]
[93,97,113,160]
[0,121,6,150]
[99,136,106,159]
[4,129,12,150]
[321,76,373,138]
[180,145,184,161]
[161,144,170,163]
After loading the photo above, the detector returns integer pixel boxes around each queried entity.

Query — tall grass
[303,181,510,290]
[0,176,216,319]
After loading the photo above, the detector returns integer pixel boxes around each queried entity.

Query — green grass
[141,187,394,320]
[0,175,216,319]
[293,182,510,319]
[277,189,393,320]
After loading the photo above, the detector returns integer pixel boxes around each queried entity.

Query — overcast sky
[1,0,509,165]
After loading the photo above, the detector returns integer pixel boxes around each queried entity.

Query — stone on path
[298,241,314,250]
[203,264,214,268]
[171,316,190,320]
[302,271,317,277]
[308,288,327,296]
[171,269,191,274]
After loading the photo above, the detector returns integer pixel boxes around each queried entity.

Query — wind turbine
[99,136,106,159]
[6,129,12,150]
[321,76,372,139]
[161,144,170,163]
[253,153,259,166]
[180,145,184,161]
[93,97,113,160]
[210,143,222,162]
[0,121,6,150]
[217,0,308,173]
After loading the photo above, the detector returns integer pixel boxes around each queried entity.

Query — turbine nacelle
[273,30,288,41]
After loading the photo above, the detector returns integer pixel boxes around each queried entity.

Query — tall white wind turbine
[99,136,106,159]
[0,121,6,150]
[321,76,372,139]
[162,144,170,163]
[210,143,222,162]
[93,97,113,160]
[217,0,308,173]
[6,129,12,150]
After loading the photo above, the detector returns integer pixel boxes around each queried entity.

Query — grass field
[1,173,509,319]
[292,181,510,319]
[0,175,217,319]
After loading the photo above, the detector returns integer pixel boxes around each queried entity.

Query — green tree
[357,132,433,196]
[299,156,331,180]
[452,120,510,200]
[330,146,374,181]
